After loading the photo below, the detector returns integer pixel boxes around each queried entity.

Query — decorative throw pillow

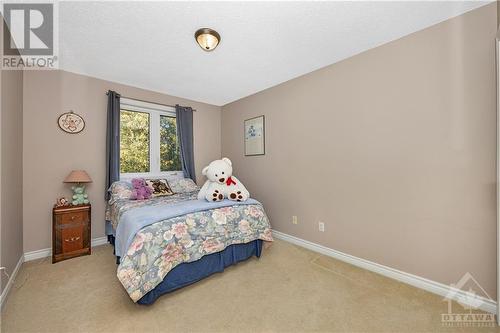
[169,178,199,193]
[108,181,133,202]
[145,179,174,197]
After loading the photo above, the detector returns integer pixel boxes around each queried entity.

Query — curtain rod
[105,92,197,112]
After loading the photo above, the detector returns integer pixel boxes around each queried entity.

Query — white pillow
[169,178,199,193]
[108,181,133,202]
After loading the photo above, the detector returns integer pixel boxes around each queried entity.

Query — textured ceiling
[59,1,492,106]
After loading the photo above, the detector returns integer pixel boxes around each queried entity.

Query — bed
[105,178,273,304]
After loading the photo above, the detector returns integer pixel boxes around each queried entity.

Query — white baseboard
[0,255,23,309]
[24,236,109,262]
[272,230,497,314]
[91,236,109,247]
[23,248,51,262]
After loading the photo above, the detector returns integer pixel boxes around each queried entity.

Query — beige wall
[1,17,3,295]
[1,49,2,295]
[23,70,221,252]
[1,69,23,291]
[0,24,24,292]
[222,4,498,297]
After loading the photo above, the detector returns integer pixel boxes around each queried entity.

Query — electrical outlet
[292,216,298,225]
[318,221,325,232]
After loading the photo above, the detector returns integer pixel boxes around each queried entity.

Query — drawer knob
[71,216,75,220]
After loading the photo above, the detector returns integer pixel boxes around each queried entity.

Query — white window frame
[119,97,183,179]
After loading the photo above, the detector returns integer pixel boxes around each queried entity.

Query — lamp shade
[63,170,92,183]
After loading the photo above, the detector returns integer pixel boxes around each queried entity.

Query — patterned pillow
[108,181,133,202]
[169,178,199,193]
[145,179,174,197]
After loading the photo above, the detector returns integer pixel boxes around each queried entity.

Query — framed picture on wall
[57,111,85,134]
[244,115,265,156]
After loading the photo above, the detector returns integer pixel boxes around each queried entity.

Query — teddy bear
[197,158,250,202]
[71,185,90,205]
[131,178,153,200]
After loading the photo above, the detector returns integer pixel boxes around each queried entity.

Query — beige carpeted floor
[1,239,498,333]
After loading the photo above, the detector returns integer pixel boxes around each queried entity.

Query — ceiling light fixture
[194,28,221,52]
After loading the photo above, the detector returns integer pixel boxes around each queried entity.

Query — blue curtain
[105,90,120,200]
[175,105,196,181]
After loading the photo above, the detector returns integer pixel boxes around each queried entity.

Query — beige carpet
[1,240,498,333]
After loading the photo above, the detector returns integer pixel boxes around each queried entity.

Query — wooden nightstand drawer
[52,204,91,263]
[59,211,88,225]
[61,226,84,253]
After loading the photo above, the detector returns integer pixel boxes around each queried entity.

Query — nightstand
[52,204,91,263]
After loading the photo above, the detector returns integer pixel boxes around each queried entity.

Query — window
[160,115,181,172]
[120,98,181,176]
[120,110,150,173]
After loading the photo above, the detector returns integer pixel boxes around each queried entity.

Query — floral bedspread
[106,191,200,230]
[109,192,273,302]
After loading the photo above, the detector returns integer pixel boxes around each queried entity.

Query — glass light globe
[195,28,220,52]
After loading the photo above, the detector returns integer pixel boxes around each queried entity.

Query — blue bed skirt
[137,240,263,305]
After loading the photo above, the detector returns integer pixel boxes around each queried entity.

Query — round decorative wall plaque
[57,111,85,134]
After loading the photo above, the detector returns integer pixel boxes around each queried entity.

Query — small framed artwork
[244,115,265,156]
[57,111,85,134]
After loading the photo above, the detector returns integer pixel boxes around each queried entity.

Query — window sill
[120,171,184,180]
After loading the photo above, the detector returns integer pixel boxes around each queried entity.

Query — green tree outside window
[120,110,150,173]
[119,110,181,174]
[160,115,181,171]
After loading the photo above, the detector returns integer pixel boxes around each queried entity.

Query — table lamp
[63,170,92,205]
